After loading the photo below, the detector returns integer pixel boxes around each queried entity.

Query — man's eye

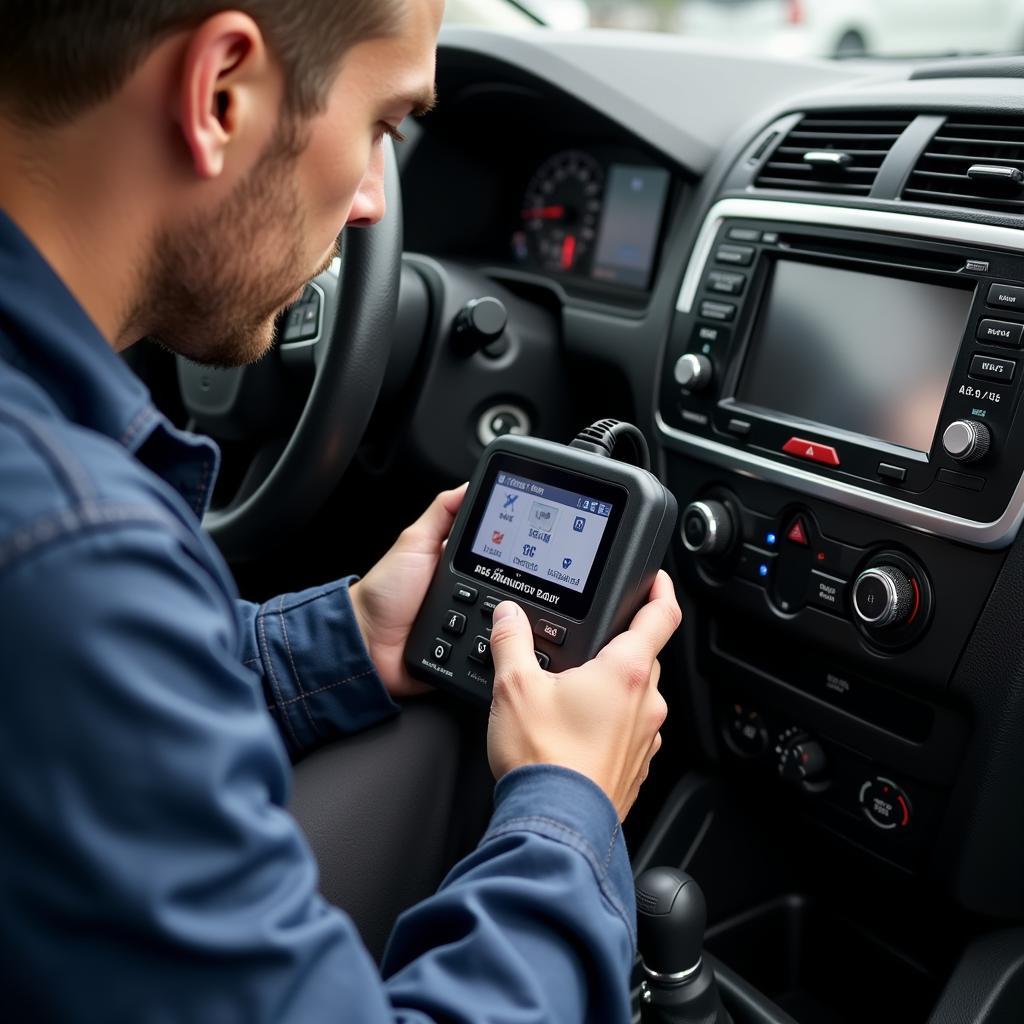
[376,122,406,144]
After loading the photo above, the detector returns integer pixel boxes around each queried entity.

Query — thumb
[489,601,537,680]
[402,483,469,552]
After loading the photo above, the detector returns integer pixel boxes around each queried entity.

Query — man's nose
[347,147,387,228]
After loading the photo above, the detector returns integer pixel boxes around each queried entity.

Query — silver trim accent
[641,958,702,986]
[852,568,902,627]
[676,198,1024,315]
[803,150,851,167]
[664,198,1024,549]
[477,404,530,447]
[656,412,1024,549]
[673,353,711,390]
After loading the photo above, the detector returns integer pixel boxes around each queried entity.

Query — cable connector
[570,419,651,470]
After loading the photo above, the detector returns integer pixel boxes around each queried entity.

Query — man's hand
[487,570,680,821]
[349,483,468,700]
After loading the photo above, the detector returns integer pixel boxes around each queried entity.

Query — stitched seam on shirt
[257,605,300,750]
[603,824,622,872]
[267,667,377,708]
[486,816,634,941]
[0,401,96,502]
[119,405,156,449]
[0,501,176,575]
[275,579,349,615]
[278,594,318,736]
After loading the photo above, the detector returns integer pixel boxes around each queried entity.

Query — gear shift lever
[635,868,732,1024]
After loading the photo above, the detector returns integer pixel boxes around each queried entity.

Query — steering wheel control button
[699,300,737,322]
[453,296,509,356]
[987,282,1024,311]
[737,545,776,586]
[430,639,452,665]
[715,244,755,266]
[477,405,530,447]
[442,610,467,637]
[534,650,550,669]
[673,353,713,392]
[852,567,914,628]
[468,635,492,665]
[877,462,907,483]
[782,437,841,467]
[807,571,848,614]
[969,354,1016,383]
[681,500,734,556]
[535,619,567,646]
[707,270,747,296]
[976,318,1024,347]
[942,419,991,464]
[860,777,913,831]
[453,584,478,604]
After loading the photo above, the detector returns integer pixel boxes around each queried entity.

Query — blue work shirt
[0,210,637,1022]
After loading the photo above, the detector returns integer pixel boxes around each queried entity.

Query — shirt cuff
[254,575,399,757]
[485,763,637,947]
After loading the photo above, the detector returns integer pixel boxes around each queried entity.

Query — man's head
[0,1,442,364]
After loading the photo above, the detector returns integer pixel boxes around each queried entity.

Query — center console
[656,197,1018,876]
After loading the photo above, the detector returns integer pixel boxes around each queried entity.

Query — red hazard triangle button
[782,436,841,467]
[786,518,809,546]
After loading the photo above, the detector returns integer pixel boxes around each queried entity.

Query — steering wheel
[176,139,403,563]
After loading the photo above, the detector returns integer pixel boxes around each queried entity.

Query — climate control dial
[942,419,991,464]
[673,353,713,392]
[681,500,734,556]
[851,566,914,629]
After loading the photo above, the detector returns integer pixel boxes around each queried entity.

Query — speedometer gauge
[517,150,604,274]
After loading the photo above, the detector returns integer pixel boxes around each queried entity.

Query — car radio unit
[404,425,677,705]
[658,198,1024,547]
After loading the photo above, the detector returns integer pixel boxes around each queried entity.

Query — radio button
[715,244,755,266]
[782,437,841,467]
[987,283,1024,310]
[695,323,727,345]
[970,354,1016,383]
[877,463,907,483]
[727,418,751,437]
[727,227,761,242]
[976,319,1024,347]
[807,571,848,614]
[700,300,737,322]
[707,270,747,295]
[535,619,567,646]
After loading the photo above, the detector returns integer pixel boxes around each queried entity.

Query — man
[0,2,680,1020]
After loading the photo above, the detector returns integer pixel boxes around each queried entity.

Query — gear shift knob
[635,867,707,977]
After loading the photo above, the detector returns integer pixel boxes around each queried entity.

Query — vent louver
[904,116,1024,213]
[755,112,912,195]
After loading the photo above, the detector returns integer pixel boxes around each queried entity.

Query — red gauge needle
[522,205,566,220]
[560,234,577,270]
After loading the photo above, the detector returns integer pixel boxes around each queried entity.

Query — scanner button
[453,584,478,604]
[430,639,452,664]
[443,610,466,636]
[534,651,551,669]
[468,635,492,664]
[535,620,567,646]
[481,596,500,619]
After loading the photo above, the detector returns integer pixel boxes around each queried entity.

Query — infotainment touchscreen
[736,260,974,453]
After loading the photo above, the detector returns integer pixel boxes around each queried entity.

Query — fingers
[402,483,469,550]
[489,602,540,697]
[597,571,681,683]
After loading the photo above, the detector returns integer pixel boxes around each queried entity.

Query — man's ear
[174,11,279,180]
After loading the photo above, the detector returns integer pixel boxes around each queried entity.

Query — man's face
[145,0,442,367]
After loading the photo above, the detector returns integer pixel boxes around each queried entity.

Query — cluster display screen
[453,455,626,619]
[736,260,974,453]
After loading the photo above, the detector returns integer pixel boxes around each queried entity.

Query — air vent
[755,112,912,195]
[904,116,1024,213]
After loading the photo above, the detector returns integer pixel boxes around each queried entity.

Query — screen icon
[523,544,537,558]
[491,531,504,545]
[573,516,586,533]
[498,473,506,485]
[562,557,573,570]
[504,493,518,509]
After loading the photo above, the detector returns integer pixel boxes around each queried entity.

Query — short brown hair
[0,1,405,128]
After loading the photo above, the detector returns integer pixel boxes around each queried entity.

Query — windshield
[445,0,1022,59]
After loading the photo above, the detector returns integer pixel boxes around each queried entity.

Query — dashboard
[393,27,1024,1024]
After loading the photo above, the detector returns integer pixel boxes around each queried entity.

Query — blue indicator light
[758,564,769,578]
[765,532,777,546]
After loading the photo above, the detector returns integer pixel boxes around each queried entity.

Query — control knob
[851,566,914,629]
[776,728,828,793]
[681,500,734,556]
[674,353,713,392]
[942,419,990,464]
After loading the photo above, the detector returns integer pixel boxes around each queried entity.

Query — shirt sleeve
[0,517,635,1023]
[236,576,400,758]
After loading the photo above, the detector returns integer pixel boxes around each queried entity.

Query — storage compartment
[705,894,943,1024]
